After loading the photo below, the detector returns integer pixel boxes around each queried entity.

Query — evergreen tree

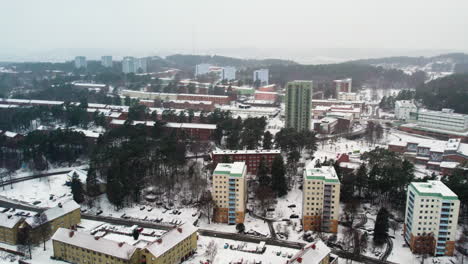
[262,131,273,149]
[132,228,140,240]
[257,157,271,187]
[373,208,389,245]
[70,172,85,203]
[271,155,287,196]
[355,164,367,197]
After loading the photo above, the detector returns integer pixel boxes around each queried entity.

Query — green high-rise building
[285,80,313,131]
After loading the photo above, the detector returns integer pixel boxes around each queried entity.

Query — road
[380,236,394,262]
[0,169,75,187]
[0,199,397,264]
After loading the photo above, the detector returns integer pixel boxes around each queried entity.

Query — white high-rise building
[395,100,417,120]
[101,56,113,68]
[253,69,269,85]
[74,56,87,69]
[302,165,340,233]
[212,162,247,224]
[134,58,148,73]
[195,64,211,76]
[404,181,460,256]
[222,66,236,81]
[122,57,135,74]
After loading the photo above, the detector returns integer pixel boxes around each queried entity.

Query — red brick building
[211,149,281,175]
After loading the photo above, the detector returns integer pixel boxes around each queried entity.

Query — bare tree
[198,191,215,224]
[205,240,218,263]
[255,186,275,217]
[389,220,400,235]
[34,213,51,251]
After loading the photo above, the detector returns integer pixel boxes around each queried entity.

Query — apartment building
[24,200,81,243]
[285,80,313,132]
[253,69,269,85]
[52,223,198,264]
[404,181,460,256]
[101,56,113,68]
[302,166,340,233]
[395,100,417,121]
[334,78,352,95]
[0,214,23,245]
[74,56,87,69]
[289,240,338,264]
[212,162,247,224]
[211,149,281,175]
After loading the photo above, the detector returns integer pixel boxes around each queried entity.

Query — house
[288,240,338,264]
[0,214,24,245]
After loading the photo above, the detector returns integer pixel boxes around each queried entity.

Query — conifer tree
[271,155,287,196]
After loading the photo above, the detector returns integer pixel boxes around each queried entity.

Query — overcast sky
[1,0,467,62]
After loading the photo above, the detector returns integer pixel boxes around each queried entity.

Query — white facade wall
[253,69,269,85]
[395,100,417,120]
[101,56,113,68]
[195,64,211,76]
[416,109,468,132]
[74,56,87,69]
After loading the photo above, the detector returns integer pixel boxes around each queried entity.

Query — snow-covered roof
[304,165,340,183]
[0,214,23,228]
[212,149,280,155]
[214,162,246,178]
[26,200,80,228]
[110,119,217,130]
[3,131,19,138]
[145,223,198,258]
[290,240,331,264]
[52,228,137,260]
[440,161,460,169]
[339,162,360,170]
[410,181,458,199]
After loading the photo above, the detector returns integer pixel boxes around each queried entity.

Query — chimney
[177,227,182,233]
[118,242,124,247]
[157,238,162,244]
[69,231,74,238]
[94,236,100,240]
[58,203,63,208]
[311,244,316,249]
[297,257,302,263]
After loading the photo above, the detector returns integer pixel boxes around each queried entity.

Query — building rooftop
[145,223,198,258]
[26,200,80,228]
[52,228,137,260]
[290,240,331,264]
[214,162,246,178]
[410,181,458,200]
[212,149,281,155]
[0,213,24,229]
[304,165,340,183]
[110,119,217,130]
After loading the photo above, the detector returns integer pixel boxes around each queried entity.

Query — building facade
[53,224,198,264]
[285,80,313,132]
[337,92,358,101]
[0,214,23,245]
[195,63,211,76]
[74,56,87,69]
[334,78,352,96]
[212,162,247,224]
[414,108,468,132]
[101,56,113,68]
[395,100,417,120]
[404,181,460,256]
[211,149,281,175]
[302,166,340,233]
[122,56,135,74]
[253,69,269,86]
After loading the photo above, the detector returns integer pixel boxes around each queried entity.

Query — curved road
[380,236,393,262]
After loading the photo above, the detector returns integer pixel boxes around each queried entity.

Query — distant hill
[165,54,298,70]
[415,73,468,114]
[348,53,468,74]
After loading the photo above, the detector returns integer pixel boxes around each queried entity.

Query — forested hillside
[416,73,468,114]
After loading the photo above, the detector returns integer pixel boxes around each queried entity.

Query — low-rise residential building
[388,138,468,173]
[404,181,460,256]
[288,240,338,264]
[52,223,198,264]
[337,92,359,101]
[0,214,23,245]
[121,90,231,105]
[212,162,247,224]
[302,166,340,233]
[395,100,417,120]
[52,228,139,264]
[211,149,281,175]
[314,117,338,134]
[23,200,81,243]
